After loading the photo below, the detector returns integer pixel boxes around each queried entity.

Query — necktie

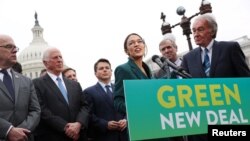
[1,69,15,101]
[105,85,113,100]
[203,48,210,77]
[56,77,68,104]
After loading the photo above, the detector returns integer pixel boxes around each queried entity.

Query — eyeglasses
[0,44,19,52]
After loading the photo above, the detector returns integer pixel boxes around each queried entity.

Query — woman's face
[125,35,145,59]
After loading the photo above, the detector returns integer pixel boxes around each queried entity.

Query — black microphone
[160,57,192,78]
[152,55,171,78]
[152,55,164,68]
[160,57,179,70]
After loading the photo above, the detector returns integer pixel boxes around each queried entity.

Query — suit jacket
[83,83,128,141]
[33,74,89,141]
[0,69,41,140]
[181,41,250,141]
[182,40,250,78]
[114,57,152,115]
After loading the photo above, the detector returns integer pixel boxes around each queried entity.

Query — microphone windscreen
[152,55,160,62]
[160,57,166,63]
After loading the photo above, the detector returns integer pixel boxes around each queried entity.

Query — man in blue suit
[0,34,41,141]
[182,14,250,141]
[83,58,128,141]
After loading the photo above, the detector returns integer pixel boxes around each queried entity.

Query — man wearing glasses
[0,34,41,141]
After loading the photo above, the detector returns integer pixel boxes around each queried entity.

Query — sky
[0,0,250,89]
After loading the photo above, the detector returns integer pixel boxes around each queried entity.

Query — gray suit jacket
[0,70,41,140]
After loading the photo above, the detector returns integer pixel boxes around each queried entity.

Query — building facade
[17,13,54,79]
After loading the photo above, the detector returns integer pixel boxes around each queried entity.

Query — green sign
[124,78,250,140]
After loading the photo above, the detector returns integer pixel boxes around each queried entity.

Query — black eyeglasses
[0,44,19,52]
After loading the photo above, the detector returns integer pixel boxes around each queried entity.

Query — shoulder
[115,62,131,74]
[32,75,47,84]
[214,41,241,53]
[13,72,32,83]
[83,84,96,93]
[64,78,82,88]
[216,40,239,46]
[183,47,200,58]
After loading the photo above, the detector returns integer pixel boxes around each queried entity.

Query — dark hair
[94,58,111,72]
[40,68,47,76]
[123,33,145,52]
[62,67,76,77]
[12,62,22,73]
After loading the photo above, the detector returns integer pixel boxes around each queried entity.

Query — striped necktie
[203,48,210,77]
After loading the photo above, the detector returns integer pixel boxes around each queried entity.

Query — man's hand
[64,122,81,140]
[118,119,127,131]
[107,121,120,130]
[7,127,30,141]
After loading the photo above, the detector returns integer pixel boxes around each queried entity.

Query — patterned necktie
[56,77,68,104]
[203,48,210,77]
[105,85,113,100]
[1,69,15,101]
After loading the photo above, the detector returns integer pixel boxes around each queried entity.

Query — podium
[124,78,250,140]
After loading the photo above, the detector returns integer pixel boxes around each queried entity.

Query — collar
[201,39,214,52]
[47,71,63,82]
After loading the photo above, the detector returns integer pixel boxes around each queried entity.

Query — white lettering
[238,108,249,123]
[160,113,174,129]
[212,129,218,136]
[218,109,229,124]
[176,112,186,128]
[206,111,218,124]
[186,111,200,127]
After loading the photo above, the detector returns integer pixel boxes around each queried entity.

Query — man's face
[64,70,77,81]
[159,40,177,62]
[0,35,17,68]
[192,19,213,47]
[44,49,64,74]
[95,62,112,82]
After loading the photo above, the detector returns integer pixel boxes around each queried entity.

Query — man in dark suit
[33,47,89,141]
[181,14,250,141]
[0,34,41,141]
[83,58,128,141]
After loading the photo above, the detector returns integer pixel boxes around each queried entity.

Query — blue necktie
[1,69,15,101]
[105,85,113,100]
[203,48,210,77]
[56,77,68,104]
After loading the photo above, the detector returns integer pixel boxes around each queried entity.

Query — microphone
[152,55,164,68]
[152,55,171,78]
[160,57,192,78]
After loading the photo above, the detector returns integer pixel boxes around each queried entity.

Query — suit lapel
[63,78,72,105]
[0,80,13,101]
[12,71,20,103]
[96,83,113,106]
[44,75,68,106]
[128,58,150,79]
[197,48,207,77]
[210,41,220,77]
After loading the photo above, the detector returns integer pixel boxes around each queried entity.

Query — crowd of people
[1,13,250,141]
